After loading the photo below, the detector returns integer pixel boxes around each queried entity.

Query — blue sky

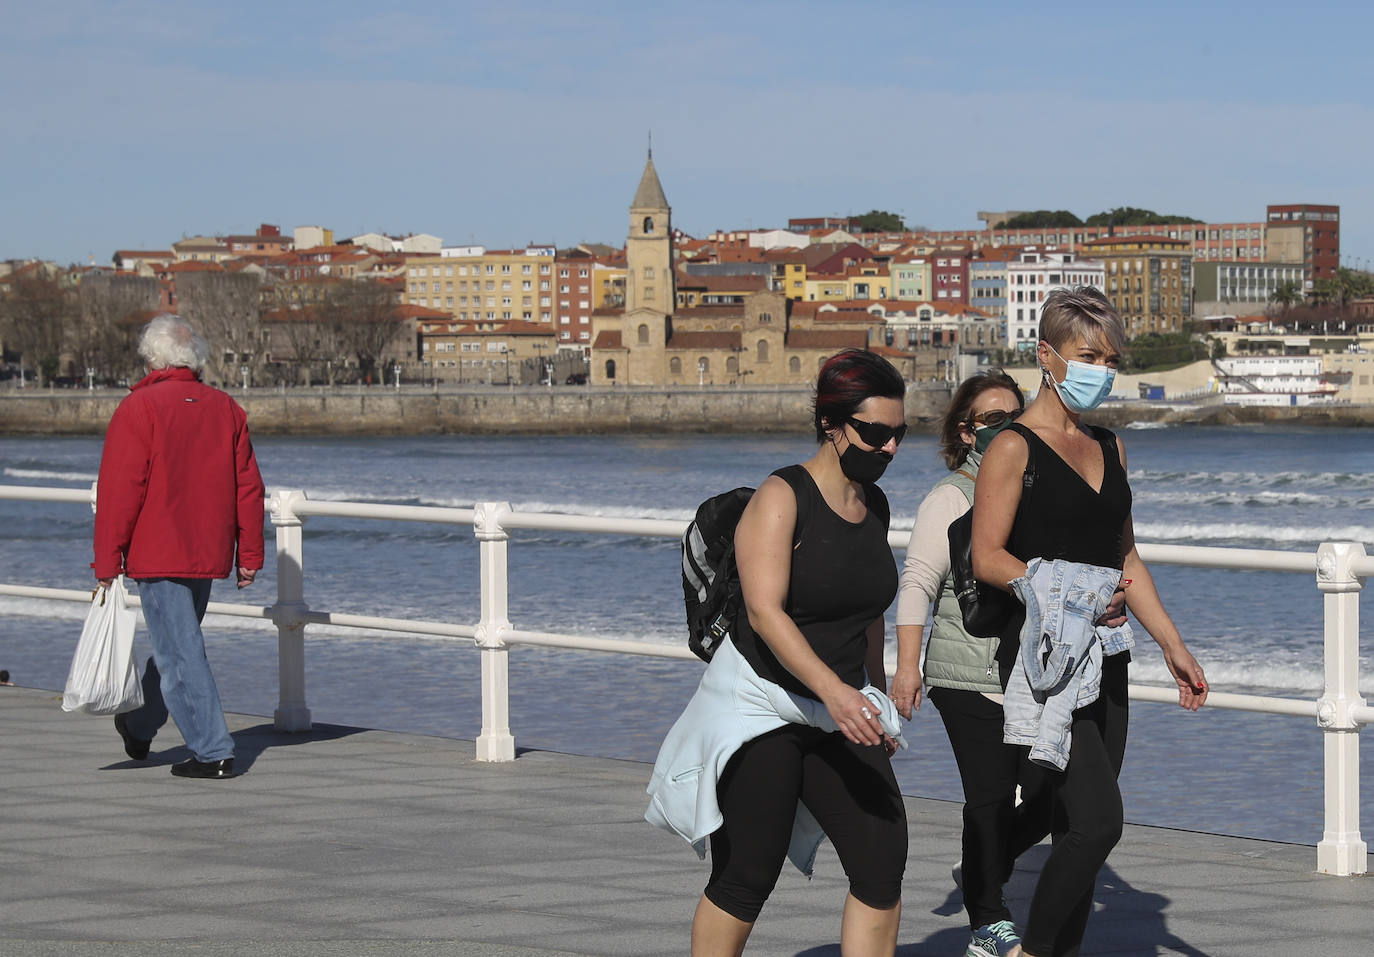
[3,0,1372,268]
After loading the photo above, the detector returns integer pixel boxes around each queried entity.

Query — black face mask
[837,443,892,483]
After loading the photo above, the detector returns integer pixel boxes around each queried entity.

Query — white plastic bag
[62,576,143,715]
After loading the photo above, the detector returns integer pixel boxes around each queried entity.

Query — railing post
[269,490,312,732]
[473,501,516,762]
[1314,541,1367,876]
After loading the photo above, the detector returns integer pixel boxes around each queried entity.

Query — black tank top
[731,464,897,701]
[998,422,1132,677]
[1006,422,1130,570]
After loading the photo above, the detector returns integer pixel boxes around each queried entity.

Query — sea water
[2,426,1371,844]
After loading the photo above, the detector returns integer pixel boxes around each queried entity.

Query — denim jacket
[1003,558,1134,770]
[645,637,905,876]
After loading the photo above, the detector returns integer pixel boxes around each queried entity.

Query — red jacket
[93,367,266,580]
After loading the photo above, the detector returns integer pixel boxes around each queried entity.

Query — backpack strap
[771,464,813,547]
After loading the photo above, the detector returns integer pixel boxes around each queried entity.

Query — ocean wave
[3,468,98,484]
[1132,520,1373,546]
[1131,469,1374,491]
[1132,489,1342,508]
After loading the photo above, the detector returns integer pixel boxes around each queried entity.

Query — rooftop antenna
[648,131,652,159]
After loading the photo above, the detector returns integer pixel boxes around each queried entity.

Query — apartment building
[1266,203,1340,291]
[403,246,556,325]
[1081,235,1191,336]
[1005,250,1107,348]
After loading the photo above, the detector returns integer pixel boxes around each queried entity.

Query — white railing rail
[0,483,1368,875]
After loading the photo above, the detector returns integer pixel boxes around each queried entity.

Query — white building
[1006,250,1106,350]
[1211,355,1338,405]
[350,232,443,254]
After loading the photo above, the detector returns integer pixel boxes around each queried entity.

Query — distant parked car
[565,373,588,385]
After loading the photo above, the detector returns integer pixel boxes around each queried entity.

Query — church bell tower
[623,149,673,384]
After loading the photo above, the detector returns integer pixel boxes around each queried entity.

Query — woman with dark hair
[972,287,1207,957]
[648,349,911,956]
[893,369,1047,957]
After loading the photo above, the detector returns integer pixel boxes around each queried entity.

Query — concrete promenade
[4,686,1370,956]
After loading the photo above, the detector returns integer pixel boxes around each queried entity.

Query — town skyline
[3,1,1372,267]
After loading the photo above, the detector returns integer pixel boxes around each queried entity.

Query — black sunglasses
[846,416,907,448]
[968,408,1022,429]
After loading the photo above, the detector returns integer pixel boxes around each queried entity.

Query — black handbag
[946,442,1036,639]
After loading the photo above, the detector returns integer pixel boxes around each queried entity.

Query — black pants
[705,724,907,923]
[1019,655,1130,957]
[928,686,1052,929]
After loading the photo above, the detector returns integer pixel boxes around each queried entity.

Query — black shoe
[114,713,151,761]
[171,757,235,779]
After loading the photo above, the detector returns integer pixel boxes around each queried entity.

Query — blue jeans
[122,578,235,762]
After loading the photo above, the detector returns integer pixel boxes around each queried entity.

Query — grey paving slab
[1,685,1370,957]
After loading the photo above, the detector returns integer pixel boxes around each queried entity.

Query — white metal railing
[0,483,1368,876]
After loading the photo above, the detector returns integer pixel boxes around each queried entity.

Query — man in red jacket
[94,314,265,780]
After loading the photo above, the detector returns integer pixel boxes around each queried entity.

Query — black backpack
[681,487,755,662]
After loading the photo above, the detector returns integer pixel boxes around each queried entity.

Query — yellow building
[416,317,558,384]
[1082,235,1192,336]
[403,246,556,326]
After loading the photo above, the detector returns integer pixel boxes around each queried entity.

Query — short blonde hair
[1039,286,1125,356]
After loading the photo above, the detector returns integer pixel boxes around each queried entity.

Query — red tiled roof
[1082,235,1190,248]
[667,331,742,349]
[395,304,451,319]
[675,273,768,292]
[785,329,868,350]
[593,330,624,349]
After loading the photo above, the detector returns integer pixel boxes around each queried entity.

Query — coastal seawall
[3,385,1372,436]
[0,384,953,436]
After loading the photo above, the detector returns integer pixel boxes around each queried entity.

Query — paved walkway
[3,686,1369,956]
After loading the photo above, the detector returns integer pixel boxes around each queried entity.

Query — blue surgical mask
[1044,343,1115,413]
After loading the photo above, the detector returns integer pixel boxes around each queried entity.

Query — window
[759,312,771,324]
[670,357,682,374]
[757,340,769,362]
[643,266,654,279]
[605,359,616,379]
[644,286,655,301]
[643,216,654,234]
[637,323,650,344]
[789,356,800,373]
[698,356,709,374]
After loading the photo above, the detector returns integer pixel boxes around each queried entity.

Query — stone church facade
[591,155,909,387]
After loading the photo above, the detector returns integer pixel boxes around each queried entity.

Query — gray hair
[138,314,210,372]
[1039,285,1126,356]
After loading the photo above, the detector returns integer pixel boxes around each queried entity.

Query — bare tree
[175,271,265,386]
[75,273,159,383]
[0,273,74,386]
[325,280,408,383]
[274,303,347,386]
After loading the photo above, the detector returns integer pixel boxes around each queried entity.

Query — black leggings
[1020,655,1129,957]
[928,686,1052,929]
[705,724,907,923]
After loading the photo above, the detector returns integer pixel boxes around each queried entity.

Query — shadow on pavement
[98,721,368,774]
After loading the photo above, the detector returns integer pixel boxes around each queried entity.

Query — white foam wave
[4,468,97,483]
[1133,489,1341,508]
[1131,469,1374,491]
[1134,520,1374,546]
[1124,421,1171,430]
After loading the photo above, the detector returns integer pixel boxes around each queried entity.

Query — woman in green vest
[893,369,1044,957]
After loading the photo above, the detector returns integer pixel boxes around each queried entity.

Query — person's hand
[237,567,257,589]
[880,733,898,757]
[889,666,924,721]
[822,683,884,747]
[1163,645,1208,711]
[1097,585,1128,628]
[96,578,114,589]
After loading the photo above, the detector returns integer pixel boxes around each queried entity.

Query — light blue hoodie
[1003,557,1134,770]
[645,637,906,875]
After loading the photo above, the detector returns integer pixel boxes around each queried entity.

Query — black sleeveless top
[731,464,897,701]
[998,422,1132,676]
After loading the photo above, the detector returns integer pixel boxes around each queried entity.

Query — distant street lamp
[240,365,249,390]
[86,367,95,391]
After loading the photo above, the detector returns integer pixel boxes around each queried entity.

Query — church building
[591,154,904,387]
